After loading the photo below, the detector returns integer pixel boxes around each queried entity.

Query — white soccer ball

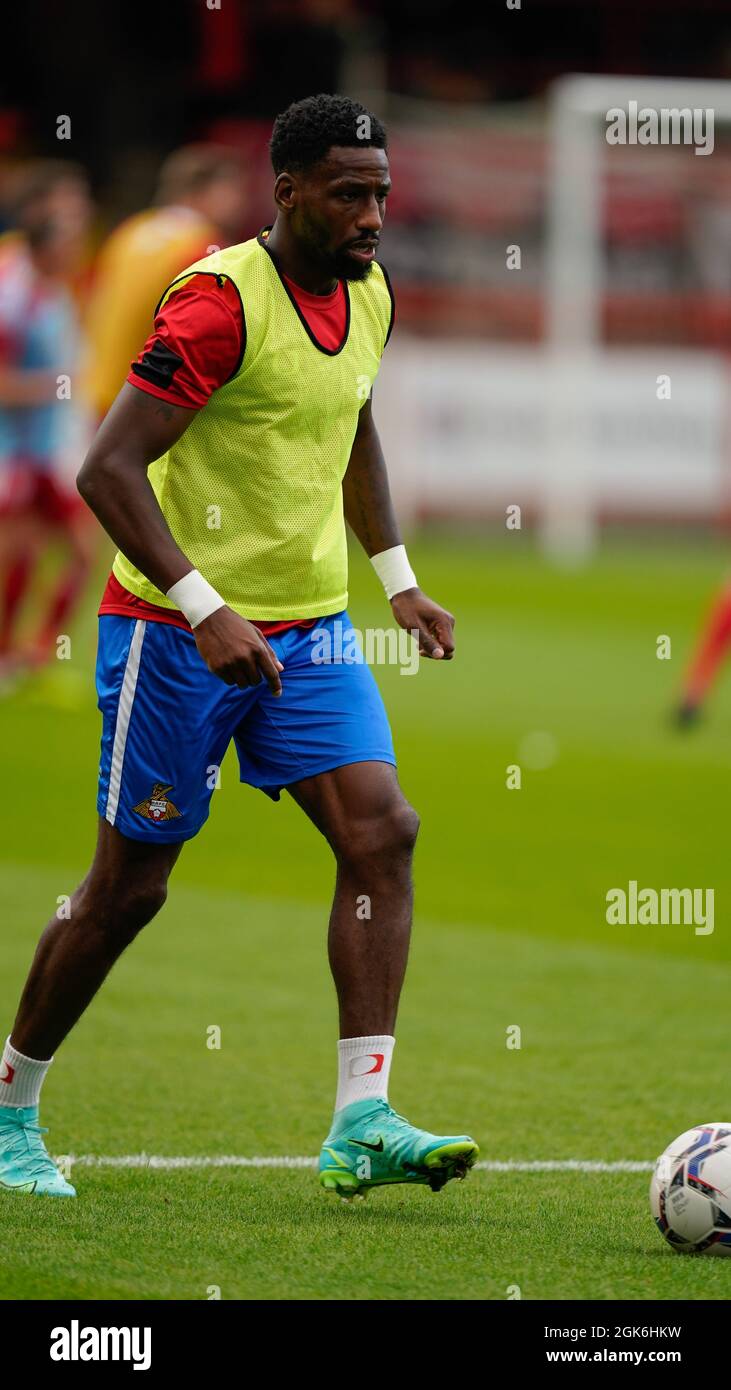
[650,1123,731,1254]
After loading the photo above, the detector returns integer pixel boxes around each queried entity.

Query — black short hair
[269,94,387,176]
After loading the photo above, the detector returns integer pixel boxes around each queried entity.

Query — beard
[331,247,375,283]
[298,215,376,283]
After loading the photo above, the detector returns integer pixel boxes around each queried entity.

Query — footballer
[0,95,477,1200]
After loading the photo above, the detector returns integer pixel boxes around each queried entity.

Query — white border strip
[105,618,146,825]
[61,1155,654,1173]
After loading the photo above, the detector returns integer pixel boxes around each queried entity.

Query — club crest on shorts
[132,782,181,824]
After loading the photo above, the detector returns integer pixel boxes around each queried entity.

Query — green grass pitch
[1,530,730,1300]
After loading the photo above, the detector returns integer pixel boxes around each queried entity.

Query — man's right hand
[194,607,283,695]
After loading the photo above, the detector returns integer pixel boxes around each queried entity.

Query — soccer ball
[650,1123,731,1254]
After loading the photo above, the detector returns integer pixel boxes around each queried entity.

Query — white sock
[335,1035,395,1112]
[0,1036,52,1108]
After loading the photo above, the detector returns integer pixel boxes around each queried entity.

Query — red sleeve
[127,273,244,409]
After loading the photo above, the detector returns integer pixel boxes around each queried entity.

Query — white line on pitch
[60,1155,654,1173]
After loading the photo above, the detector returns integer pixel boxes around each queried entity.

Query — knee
[335,798,420,871]
[80,874,169,942]
[391,801,420,857]
[120,879,169,930]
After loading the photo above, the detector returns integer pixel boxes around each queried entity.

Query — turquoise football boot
[319,1097,479,1199]
[0,1106,76,1196]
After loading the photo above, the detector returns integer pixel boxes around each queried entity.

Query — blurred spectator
[83,145,248,416]
[0,160,95,673]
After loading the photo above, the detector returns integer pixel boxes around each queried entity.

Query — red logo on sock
[349,1053,384,1078]
[0,1062,15,1085]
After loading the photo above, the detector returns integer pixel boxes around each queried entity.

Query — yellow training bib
[113,228,394,620]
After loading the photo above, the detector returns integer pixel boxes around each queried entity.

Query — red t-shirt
[99,269,348,635]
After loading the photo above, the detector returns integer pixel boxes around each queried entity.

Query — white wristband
[370,544,418,600]
[166,569,226,629]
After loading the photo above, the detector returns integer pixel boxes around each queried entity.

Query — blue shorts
[95,611,396,843]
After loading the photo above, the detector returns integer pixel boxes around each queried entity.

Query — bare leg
[11,818,183,1059]
[287,761,419,1038]
[30,509,97,659]
[0,512,43,656]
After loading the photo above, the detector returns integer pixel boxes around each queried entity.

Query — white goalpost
[543,74,731,561]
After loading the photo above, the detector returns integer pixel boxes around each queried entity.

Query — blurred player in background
[84,145,247,417]
[676,580,731,725]
[0,161,95,674]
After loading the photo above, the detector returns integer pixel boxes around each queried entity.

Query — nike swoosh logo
[348,1137,384,1153]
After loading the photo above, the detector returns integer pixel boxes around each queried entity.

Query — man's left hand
[390,588,455,660]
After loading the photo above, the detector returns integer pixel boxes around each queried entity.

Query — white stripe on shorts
[105,618,147,826]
